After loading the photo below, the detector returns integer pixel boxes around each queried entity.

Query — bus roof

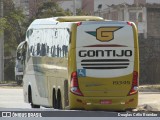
[56,16,104,22]
[30,16,104,26]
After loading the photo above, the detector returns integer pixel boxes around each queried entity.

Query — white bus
[15,41,26,85]
[23,16,139,110]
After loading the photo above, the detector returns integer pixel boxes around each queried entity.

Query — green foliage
[76,8,87,16]
[2,0,26,80]
[35,1,71,19]
[0,18,7,33]
[2,0,86,81]
[2,0,73,81]
[3,2,26,56]
[5,10,25,39]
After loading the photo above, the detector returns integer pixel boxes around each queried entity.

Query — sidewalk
[139,85,160,92]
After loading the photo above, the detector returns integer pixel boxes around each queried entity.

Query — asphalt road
[0,87,160,111]
[138,92,160,111]
[0,87,30,108]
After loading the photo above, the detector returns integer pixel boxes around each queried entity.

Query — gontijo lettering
[79,49,132,57]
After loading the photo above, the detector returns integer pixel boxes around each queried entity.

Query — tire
[57,90,62,109]
[52,89,57,109]
[28,87,40,108]
[31,103,40,108]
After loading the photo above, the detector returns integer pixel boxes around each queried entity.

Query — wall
[82,0,94,15]
[147,7,160,38]
[139,37,160,84]
[134,0,146,5]
[94,0,133,11]
[146,0,160,4]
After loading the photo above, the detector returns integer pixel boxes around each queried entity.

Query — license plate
[100,100,112,104]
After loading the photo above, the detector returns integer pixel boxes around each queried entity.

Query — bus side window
[51,45,56,57]
[37,43,41,56]
[47,46,49,54]
[67,28,71,44]
[62,45,68,58]
[40,43,47,56]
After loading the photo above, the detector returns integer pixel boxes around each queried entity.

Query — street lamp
[73,0,76,15]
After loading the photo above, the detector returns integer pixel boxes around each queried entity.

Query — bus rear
[69,21,139,111]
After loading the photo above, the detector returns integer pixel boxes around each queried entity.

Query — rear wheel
[57,90,62,109]
[28,86,40,108]
[31,103,40,108]
[52,89,57,109]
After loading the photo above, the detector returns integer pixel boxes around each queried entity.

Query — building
[101,0,160,39]
[102,3,147,37]
[81,0,133,16]
[82,0,94,15]
[81,0,160,38]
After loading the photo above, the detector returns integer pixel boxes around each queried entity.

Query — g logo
[96,27,122,42]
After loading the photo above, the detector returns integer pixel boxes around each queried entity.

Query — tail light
[127,21,132,26]
[77,22,82,26]
[70,71,83,96]
[128,71,138,96]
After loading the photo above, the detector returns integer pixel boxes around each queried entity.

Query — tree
[3,0,26,56]
[35,1,71,19]
[4,10,26,56]
[2,0,26,81]
[76,8,87,16]
[0,18,7,33]
[1,0,85,81]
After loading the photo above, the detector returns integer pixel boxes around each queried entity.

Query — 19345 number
[113,81,130,85]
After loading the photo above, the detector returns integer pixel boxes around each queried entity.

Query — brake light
[70,71,83,96]
[77,22,82,26]
[128,71,138,96]
[133,71,138,85]
[127,21,132,26]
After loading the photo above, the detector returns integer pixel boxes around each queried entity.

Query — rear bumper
[69,93,138,111]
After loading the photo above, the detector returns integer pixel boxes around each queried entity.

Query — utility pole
[0,0,4,81]
[73,0,76,15]
[136,0,139,29]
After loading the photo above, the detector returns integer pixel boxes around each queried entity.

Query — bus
[23,16,139,110]
[15,41,26,85]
